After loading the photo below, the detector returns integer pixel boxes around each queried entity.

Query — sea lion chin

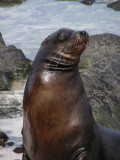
[23,28,120,160]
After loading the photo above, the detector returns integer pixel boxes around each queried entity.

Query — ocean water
[0,0,120,60]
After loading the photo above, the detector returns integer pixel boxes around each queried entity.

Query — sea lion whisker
[71,46,74,52]
[70,37,76,44]
[64,43,70,50]
[77,40,81,45]
[61,44,70,53]
[55,53,62,68]
[46,51,58,67]
[54,52,60,59]
[71,43,76,52]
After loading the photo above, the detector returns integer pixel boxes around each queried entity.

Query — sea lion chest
[23,68,93,160]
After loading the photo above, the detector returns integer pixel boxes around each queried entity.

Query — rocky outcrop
[0,33,32,91]
[0,130,14,149]
[80,33,120,130]
[107,0,120,11]
[79,0,95,5]
[0,131,8,142]
[0,131,8,148]
[80,33,120,71]
[0,33,31,118]
[0,33,6,48]
[57,0,120,9]
[0,0,26,6]
[13,145,24,153]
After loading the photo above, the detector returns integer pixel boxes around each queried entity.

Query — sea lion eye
[41,40,47,45]
[41,36,51,45]
[57,32,69,41]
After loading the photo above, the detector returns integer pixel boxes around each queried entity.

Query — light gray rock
[80,33,120,71]
[81,55,120,129]
[0,0,26,6]
[80,33,120,130]
[0,33,32,91]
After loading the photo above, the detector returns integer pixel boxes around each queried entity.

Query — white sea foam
[0,118,23,160]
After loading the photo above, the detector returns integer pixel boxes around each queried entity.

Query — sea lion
[23,28,120,160]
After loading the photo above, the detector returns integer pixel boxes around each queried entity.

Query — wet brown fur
[23,28,120,160]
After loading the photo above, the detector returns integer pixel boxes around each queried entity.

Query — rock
[0,131,9,147]
[0,33,6,48]
[80,33,120,130]
[0,131,9,142]
[79,0,120,5]
[107,0,120,11]
[0,45,31,76]
[80,33,120,71]
[6,141,14,146]
[79,0,95,5]
[0,33,32,91]
[82,55,120,130]
[13,145,24,153]
[0,0,26,6]
[0,141,6,147]
[0,131,14,149]
[57,0,120,7]
[0,73,9,90]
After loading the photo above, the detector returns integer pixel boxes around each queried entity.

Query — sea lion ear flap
[57,32,69,41]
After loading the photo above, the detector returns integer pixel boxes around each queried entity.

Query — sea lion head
[41,28,89,70]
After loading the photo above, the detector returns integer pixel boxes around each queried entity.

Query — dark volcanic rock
[0,131,8,142]
[6,141,14,146]
[13,145,24,153]
[0,131,14,149]
[56,0,120,8]
[0,33,6,48]
[0,45,31,77]
[0,33,32,91]
[79,0,95,5]
[0,0,26,6]
[107,0,120,11]
[56,0,118,4]
[0,131,9,148]
[80,33,120,130]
